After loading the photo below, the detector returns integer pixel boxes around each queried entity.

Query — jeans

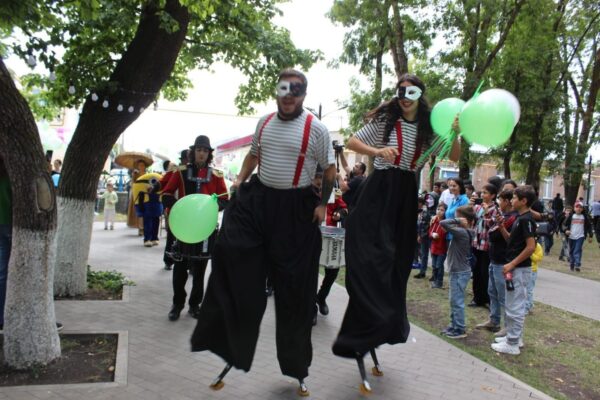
[488,262,506,326]
[0,224,11,326]
[449,270,471,333]
[419,237,430,274]
[143,216,160,242]
[505,267,531,345]
[526,271,538,313]
[559,234,570,260]
[568,237,584,268]
[543,234,554,254]
[431,253,446,287]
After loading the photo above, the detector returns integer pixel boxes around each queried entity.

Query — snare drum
[319,226,345,269]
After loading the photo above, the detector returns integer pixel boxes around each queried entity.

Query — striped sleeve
[311,120,336,169]
[354,119,383,147]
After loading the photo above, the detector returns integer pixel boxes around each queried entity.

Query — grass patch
[329,266,600,400]
[87,266,135,295]
[539,236,600,282]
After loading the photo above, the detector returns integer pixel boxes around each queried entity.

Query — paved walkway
[535,268,600,321]
[0,223,552,400]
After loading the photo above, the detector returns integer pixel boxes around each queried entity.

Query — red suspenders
[257,113,313,188]
[393,120,423,169]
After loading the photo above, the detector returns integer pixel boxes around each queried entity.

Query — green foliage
[87,266,134,294]
[1,0,320,118]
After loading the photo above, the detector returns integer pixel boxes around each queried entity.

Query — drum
[170,229,218,261]
[319,226,345,269]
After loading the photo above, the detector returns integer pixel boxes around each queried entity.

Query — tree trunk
[54,0,190,295]
[0,59,61,368]
[389,0,409,77]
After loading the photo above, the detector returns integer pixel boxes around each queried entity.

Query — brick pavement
[0,222,552,399]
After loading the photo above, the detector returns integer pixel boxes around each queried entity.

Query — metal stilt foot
[209,364,232,390]
[356,353,372,394]
[370,349,383,376]
[297,379,310,397]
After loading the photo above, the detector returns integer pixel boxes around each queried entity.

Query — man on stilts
[191,68,336,396]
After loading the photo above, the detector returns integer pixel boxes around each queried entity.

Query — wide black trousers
[472,249,490,306]
[333,168,417,358]
[191,176,321,380]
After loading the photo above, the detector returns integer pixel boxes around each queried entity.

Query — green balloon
[458,94,514,148]
[169,194,218,244]
[430,98,465,138]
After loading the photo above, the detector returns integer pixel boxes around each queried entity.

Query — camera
[332,140,344,153]
[474,198,483,205]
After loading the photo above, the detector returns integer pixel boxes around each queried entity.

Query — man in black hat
[160,136,228,321]
[191,68,336,395]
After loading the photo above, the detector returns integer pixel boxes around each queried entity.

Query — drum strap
[257,112,313,188]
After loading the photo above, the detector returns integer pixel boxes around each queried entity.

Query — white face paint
[397,85,422,101]
[276,80,306,98]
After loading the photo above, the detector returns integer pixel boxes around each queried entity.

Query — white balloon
[477,88,520,127]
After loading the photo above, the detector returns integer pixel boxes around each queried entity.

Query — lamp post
[586,155,593,206]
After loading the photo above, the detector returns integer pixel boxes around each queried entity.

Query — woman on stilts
[332,74,461,393]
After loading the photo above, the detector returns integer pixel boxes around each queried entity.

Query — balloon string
[473,80,485,98]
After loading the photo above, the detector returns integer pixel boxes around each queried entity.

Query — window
[542,177,553,200]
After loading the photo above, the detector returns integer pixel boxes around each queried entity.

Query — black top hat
[194,135,213,151]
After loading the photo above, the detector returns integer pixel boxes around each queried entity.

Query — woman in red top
[428,203,448,289]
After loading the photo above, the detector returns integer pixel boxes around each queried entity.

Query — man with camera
[334,143,366,212]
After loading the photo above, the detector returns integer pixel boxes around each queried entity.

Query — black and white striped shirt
[355,116,433,171]
[250,110,335,189]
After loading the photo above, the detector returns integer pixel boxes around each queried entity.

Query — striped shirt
[250,110,335,189]
[355,116,435,171]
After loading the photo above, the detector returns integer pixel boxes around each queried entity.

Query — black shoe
[575,267,581,272]
[188,305,201,319]
[570,265,575,271]
[413,273,426,279]
[265,286,273,297]
[467,301,478,307]
[428,276,435,282]
[163,264,172,271]
[317,299,329,316]
[558,256,564,261]
[168,305,183,321]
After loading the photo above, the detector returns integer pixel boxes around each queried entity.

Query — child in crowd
[101,182,118,230]
[476,189,518,335]
[564,202,593,272]
[491,185,537,355]
[526,240,543,314]
[428,203,448,289]
[557,205,573,262]
[415,197,432,279]
[440,205,475,339]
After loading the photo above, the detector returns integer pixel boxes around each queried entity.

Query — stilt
[356,353,372,394]
[370,349,383,376]
[209,364,232,390]
[297,379,310,397]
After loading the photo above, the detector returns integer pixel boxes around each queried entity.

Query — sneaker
[104,226,108,230]
[144,241,152,247]
[575,267,581,272]
[428,276,435,282]
[151,240,159,246]
[491,341,520,355]
[446,329,467,339]
[440,326,454,336]
[494,328,507,338]
[430,282,443,289]
[495,336,524,348]
[56,322,64,332]
[110,225,114,230]
[413,272,426,279]
[163,264,172,271]
[558,256,564,261]
[570,265,575,271]
[475,319,501,332]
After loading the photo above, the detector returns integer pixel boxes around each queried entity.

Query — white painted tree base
[54,196,95,296]
[4,228,61,368]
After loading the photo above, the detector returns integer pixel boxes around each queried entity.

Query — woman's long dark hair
[364,73,433,146]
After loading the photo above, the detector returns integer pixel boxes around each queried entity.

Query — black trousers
[163,227,175,267]
[191,176,321,380]
[317,267,339,303]
[472,249,490,306]
[333,169,417,358]
[172,257,208,308]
